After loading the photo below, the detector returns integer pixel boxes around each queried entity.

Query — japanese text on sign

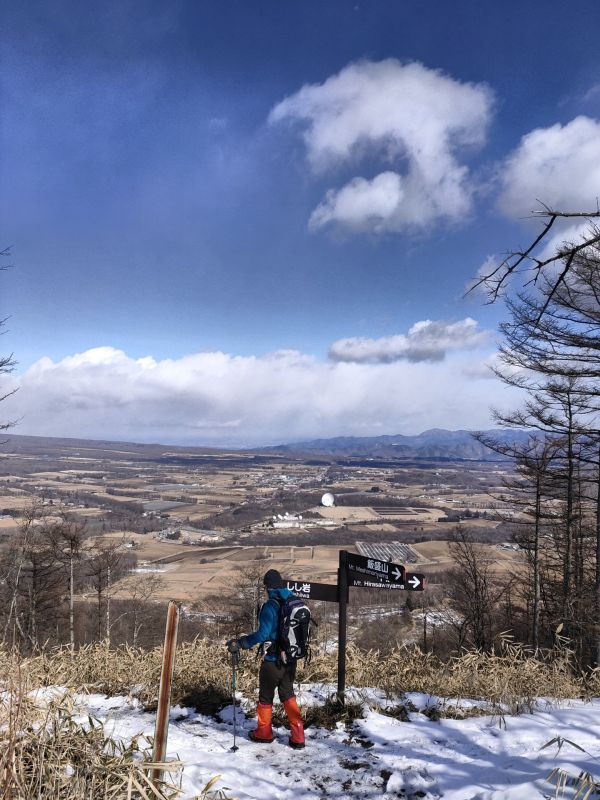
[366,559,388,574]
[287,581,312,595]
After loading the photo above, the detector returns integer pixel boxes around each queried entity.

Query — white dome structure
[321,492,335,507]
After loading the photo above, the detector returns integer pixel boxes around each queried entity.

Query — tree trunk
[595,450,600,666]
[97,581,103,641]
[106,564,111,644]
[69,555,75,649]
[562,397,575,620]
[532,474,541,651]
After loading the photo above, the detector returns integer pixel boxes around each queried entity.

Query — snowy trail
[80,689,600,799]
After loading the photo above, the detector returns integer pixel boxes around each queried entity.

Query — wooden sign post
[337,550,349,705]
[285,549,426,706]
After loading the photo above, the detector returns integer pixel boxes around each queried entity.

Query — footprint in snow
[384,765,441,799]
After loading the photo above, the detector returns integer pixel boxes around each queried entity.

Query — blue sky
[2,0,600,445]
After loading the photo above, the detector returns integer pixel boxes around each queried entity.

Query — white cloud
[269,59,494,233]
[498,116,600,217]
[329,318,490,363]
[2,343,506,447]
[309,172,404,233]
[462,353,502,380]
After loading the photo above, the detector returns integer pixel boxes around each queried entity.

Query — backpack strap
[257,597,282,660]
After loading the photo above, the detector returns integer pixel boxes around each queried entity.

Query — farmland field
[0,434,523,605]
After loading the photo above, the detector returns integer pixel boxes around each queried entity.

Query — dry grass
[1,638,598,797]
[0,660,233,799]
[0,675,181,798]
[306,640,600,715]
[2,635,598,714]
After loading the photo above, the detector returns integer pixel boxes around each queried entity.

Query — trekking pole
[226,639,241,752]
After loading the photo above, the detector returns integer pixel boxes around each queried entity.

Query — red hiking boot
[249,702,274,743]
[283,697,305,749]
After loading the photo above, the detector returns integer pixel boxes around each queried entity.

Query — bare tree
[477,227,600,664]
[1,503,66,651]
[86,538,130,644]
[470,206,600,323]
[118,573,165,647]
[46,512,87,648]
[516,440,561,650]
[476,432,562,650]
[1,247,17,435]
[1,503,39,648]
[447,527,506,651]
[225,555,270,634]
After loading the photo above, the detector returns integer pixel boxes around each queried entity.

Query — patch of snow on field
[413,609,463,628]
[76,687,600,799]
[132,567,170,573]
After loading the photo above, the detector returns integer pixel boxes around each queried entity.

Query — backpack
[277,595,312,663]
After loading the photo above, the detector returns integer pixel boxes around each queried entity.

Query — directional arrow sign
[336,550,426,707]
[346,552,406,584]
[405,572,425,591]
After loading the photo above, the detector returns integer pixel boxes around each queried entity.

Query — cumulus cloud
[498,116,600,217]
[269,59,494,233]
[309,172,404,233]
[328,318,490,364]
[462,353,503,380]
[3,343,506,446]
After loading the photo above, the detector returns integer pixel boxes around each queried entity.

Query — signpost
[337,551,349,704]
[346,552,405,584]
[284,550,428,705]
[285,580,339,603]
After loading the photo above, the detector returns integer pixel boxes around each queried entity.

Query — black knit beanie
[263,569,284,589]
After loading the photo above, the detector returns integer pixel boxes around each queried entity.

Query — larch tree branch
[467,205,600,325]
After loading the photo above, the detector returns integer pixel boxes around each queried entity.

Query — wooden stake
[152,601,180,786]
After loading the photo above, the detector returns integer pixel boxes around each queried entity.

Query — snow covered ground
[77,686,600,799]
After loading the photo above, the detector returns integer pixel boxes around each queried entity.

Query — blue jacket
[239,587,293,661]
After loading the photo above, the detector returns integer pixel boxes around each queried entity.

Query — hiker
[233,568,305,749]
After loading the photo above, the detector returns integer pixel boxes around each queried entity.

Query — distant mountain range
[262,428,530,461]
[1,428,530,463]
